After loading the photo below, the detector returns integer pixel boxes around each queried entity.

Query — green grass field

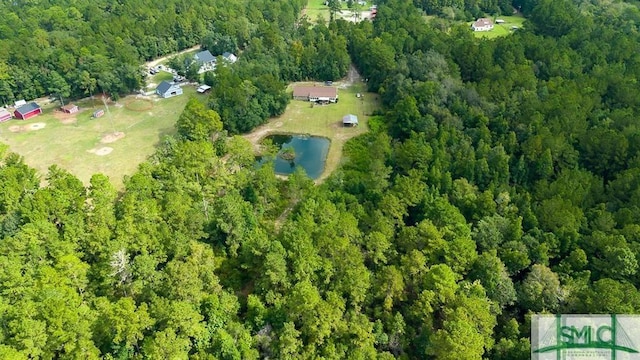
[0,87,204,188]
[245,81,379,182]
[151,71,174,84]
[303,0,368,23]
[470,15,526,39]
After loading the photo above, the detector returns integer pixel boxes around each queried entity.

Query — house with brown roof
[472,18,494,31]
[292,86,338,103]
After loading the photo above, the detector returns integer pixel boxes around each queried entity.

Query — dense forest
[3,0,640,358]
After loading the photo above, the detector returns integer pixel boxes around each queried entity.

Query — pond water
[258,134,330,179]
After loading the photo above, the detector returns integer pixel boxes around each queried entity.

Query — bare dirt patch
[53,110,78,124]
[88,147,113,156]
[8,123,46,132]
[28,122,46,131]
[101,132,125,143]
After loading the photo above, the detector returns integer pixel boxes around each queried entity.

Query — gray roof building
[342,114,359,126]
[194,50,216,64]
[156,81,183,98]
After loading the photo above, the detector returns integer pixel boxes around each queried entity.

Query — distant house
[194,50,216,73]
[156,81,183,98]
[472,18,494,31]
[0,108,11,122]
[61,104,78,114]
[342,114,358,127]
[197,85,212,93]
[222,52,238,64]
[14,102,42,120]
[292,86,338,103]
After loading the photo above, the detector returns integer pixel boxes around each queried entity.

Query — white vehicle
[197,85,212,93]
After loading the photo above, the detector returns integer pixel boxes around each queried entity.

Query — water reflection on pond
[257,134,330,179]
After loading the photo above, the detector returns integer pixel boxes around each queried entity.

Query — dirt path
[242,121,285,151]
[144,45,201,68]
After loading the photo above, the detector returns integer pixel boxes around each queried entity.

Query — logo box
[532,314,640,360]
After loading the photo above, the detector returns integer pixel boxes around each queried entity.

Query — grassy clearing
[470,15,526,39]
[0,86,204,188]
[146,71,174,91]
[244,81,379,182]
[303,0,371,23]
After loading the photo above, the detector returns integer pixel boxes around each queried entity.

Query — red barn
[14,102,42,120]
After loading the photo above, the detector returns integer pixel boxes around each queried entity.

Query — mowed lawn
[303,0,354,23]
[471,15,526,39]
[0,86,203,188]
[245,81,379,182]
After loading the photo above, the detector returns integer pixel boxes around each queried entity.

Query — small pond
[258,134,330,179]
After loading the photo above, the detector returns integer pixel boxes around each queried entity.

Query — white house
[222,52,238,64]
[471,18,494,31]
[156,81,183,98]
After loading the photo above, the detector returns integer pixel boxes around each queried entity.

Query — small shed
[0,108,12,122]
[495,19,505,24]
[14,102,42,120]
[61,104,78,114]
[14,99,26,108]
[93,109,105,118]
[342,114,359,127]
[156,81,183,98]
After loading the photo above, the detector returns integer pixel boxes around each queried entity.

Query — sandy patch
[275,121,283,128]
[53,110,79,124]
[101,132,125,143]
[8,123,46,132]
[28,122,46,130]
[88,147,113,156]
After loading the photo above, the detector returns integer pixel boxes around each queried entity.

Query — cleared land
[0,86,202,188]
[470,15,526,39]
[245,75,379,182]
[302,0,372,23]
